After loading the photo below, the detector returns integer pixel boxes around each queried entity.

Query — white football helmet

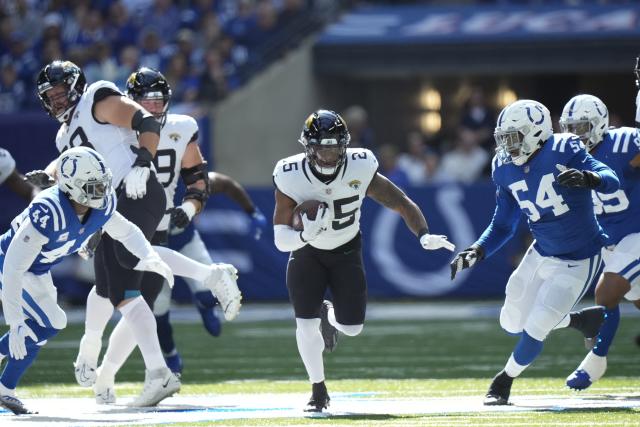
[494,99,553,166]
[56,147,112,209]
[559,94,609,150]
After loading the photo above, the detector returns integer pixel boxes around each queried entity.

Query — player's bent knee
[338,323,363,336]
[499,304,523,335]
[295,317,321,337]
[595,273,630,308]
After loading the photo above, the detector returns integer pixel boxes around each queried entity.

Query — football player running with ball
[450,100,619,406]
[272,110,454,412]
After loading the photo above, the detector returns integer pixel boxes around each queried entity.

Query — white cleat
[128,367,181,407]
[204,263,242,321]
[93,367,116,405]
[74,335,102,387]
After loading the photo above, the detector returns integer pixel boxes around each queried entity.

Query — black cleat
[319,300,338,353]
[569,306,605,349]
[304,381,330,412]
[0,394,36,415]
[483,370,513,406]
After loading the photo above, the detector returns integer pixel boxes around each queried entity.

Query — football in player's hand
[292,200,327,231]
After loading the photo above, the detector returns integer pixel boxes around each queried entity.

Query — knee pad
[499,304,523,335]
[194,291,216,310]
[338,323,363,337]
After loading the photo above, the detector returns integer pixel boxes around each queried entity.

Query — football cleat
[204,264,242,321]
[570,306,605,349]
[128,367,180,407]
[0,394,35,415]
[566,351,607,391]
[483,370,513,406]
[74,334,102,387]
[319,300,338,353]
[304,381,330,412]
[93,367,116,405]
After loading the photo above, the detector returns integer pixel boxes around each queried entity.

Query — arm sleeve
[102,211,154,260]
[273,224,306,252]
[1,221,49,325]
[569,149,620,194]
[475,185,522,258]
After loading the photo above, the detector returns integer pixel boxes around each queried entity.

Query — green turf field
[11,305,640,425]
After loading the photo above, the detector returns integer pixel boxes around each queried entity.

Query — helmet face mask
[125,67,171,125]
[57,147,113,209]
[299,110,350,176]
[37,60,86,123]
[559,94,609,150]
[494,100,552,166]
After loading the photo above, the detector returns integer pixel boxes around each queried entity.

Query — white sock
[118,296,166,371]
[153,246,211,282]
[0,381,15,397]
[84,286,114,341]
[554,315,570,329]
[295,318,325,384]
[327,306,363,336]
[504,354,528,378]
[101,318,138,380]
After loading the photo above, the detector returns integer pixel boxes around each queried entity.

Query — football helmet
[125,67,172,125]
[559,94,609,150]
[494,100,552,166]
[37,60,86,123]
[299,110,350,176]
[56,147,113,209]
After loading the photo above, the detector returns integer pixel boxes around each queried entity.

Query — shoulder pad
[86,80,122,97]
[549,133,585,155]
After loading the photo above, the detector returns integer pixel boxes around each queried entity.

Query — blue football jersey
[589,127,640,245]
[477,133,619,260]
[0,186,117,274]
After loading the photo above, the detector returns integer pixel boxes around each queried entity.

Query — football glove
[420,233,455,251]
[557,168,601,189]
[300,205,330,242]
[9,322,37,360]
[78,231,102,260]
[24,170,55,189]
[249,208,267,240]
[450,245,484,280]
[170,203,197,228]
[134,252,174,288]
[123,146,152,199]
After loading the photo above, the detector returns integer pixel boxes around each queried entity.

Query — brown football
[291,200,327,231]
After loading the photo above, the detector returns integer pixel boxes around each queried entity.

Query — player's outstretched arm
[102,211,174,287]
[366,172,454,251]
[209,171,267,240]
[4,169,38,200]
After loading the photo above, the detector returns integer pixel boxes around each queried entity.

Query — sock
[513,331,544,365]
[119,296,166,371]
[593,306,620,357]
[101,318,138,379]
[504,354,527,378]
[194,291,217,309]
[295,318,325,384]
[153,246,211,282]
[84,286,114,341]
[0,320,60,389]
[155,313,176,355]
[327,306,363,336]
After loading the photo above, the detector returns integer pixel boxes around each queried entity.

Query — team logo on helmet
[60,156,78,178]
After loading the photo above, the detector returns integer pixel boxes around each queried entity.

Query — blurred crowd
[0,0,317,113]
[347,87,624,185]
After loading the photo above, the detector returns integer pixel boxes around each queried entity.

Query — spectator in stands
[142,0,180,44]
[397,131,428,185]
[199,47,229,102]
[107,1,140,54]
[165,53,199,104]
[378,144,410,189]
[84,41,119,84]
[224,0,257,47]
[138,28,163,71]
[460,87,495,150]
[342,105,375,150]
[0,58,26,113]
[279,0,307,27]
[114,44,141,87]
[436,127,489,183]
[7,0,42,48]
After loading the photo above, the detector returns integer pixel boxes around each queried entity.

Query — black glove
[78,231,102,260]
[450,245,484,280]
[557,169,601,189]
[24,170,55,189]
[130,145,153,168]
[170,207,191,228]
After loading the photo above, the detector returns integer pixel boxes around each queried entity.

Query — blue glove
[249,208,267,240]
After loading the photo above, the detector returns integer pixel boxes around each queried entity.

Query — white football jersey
[273,148,379,250]
[154,113,198,231]
[0,147,16,185]
[55,81,138,187]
